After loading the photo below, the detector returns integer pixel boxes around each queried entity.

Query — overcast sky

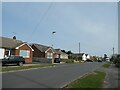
[2,2,118,57]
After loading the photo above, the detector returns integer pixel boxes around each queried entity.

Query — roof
[31,43,50,52]
[55,49,68,55]
[85,54,88,56]
[61,51,68,55]
[71,53,85,57]
[0,36,24,49]
[55,49,61,54]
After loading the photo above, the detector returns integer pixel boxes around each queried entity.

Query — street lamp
[52,31,56,47]
[51,31,56,64]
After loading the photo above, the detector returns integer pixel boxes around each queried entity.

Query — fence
[32,57,52,63]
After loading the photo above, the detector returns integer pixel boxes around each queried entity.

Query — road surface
[2,62,104,88]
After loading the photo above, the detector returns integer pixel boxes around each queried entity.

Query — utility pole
[79,42,80,54]
[113,47,115,56]
[79,42,80,60]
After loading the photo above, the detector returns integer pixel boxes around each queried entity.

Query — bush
[110,55,120,68]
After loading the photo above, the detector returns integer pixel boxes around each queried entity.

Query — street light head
[52,31,56,34]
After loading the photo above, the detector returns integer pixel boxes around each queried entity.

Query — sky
[2,2,118,57]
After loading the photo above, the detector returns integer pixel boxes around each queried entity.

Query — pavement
[103,64,119,88]
[2,62,103,88]
[97,63,119,89]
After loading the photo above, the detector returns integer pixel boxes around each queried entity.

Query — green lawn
[102,63,111,68]
[1,64,54,72]
[64,71,106,89]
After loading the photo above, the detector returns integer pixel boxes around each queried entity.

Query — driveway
[2,62,104,88]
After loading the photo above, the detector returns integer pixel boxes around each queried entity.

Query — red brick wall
[15,44,33,63]
[32,45,45,58]
[45,48,56,60]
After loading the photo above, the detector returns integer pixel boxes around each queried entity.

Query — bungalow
[71,53,90,61]
[0,36,34,63]
[60,51,68,59]
[31,43,56,60]
[55,49,68,59]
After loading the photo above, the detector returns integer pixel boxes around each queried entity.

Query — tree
[66,50,72,55]
[61,50,66,53]
[110,54,120,68]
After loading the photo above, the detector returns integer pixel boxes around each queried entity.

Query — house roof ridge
[0,36,25,49]
[31,43,50,48]
[0,36,23,42]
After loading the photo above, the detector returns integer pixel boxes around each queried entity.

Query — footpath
[98,63,119,89]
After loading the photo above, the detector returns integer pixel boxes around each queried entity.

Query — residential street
[2,62,104,88]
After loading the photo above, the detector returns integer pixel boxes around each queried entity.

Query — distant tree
[13,36,16,39]
[66,50,72,55]
[61,50,66,53]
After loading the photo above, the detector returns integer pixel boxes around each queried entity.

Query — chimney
[13,36,16,40]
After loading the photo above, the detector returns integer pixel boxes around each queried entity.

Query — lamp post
[79,42,80,58]
[52,31,56,47]
[52,31,56,64]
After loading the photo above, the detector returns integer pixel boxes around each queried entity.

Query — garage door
[0,48,5,59]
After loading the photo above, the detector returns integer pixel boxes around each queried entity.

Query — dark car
[1,56,25,66]
[54,58,60,63]
[98,60,102,62]
[86,59,93,62]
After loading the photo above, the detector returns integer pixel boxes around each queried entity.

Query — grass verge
[102,63,111,68]
[63,71,106,89]
[1,64,54,72]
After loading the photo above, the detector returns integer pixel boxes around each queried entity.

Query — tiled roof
[0,36,24,49]
[31,43,58,53]
[31,43,50,52]
[71,53,85,57]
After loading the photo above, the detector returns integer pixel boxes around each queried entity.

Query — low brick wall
[32,57,52,63]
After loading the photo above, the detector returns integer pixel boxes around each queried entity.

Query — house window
[47,53,53,59]
[20,50,30,58]
[5,49,11,57]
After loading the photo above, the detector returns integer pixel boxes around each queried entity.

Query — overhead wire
[27,2,53,41]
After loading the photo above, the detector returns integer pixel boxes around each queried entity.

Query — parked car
[86,59,93,62]
[1,56,25,66]
[98,60,102,62]
[54,58,60,63]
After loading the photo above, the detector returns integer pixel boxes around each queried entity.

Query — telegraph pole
[79,42,80,54]
[79,42,80,60]
[113,47,115,56]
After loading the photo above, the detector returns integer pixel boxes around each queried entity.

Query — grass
[102,63,111,68]
[61,59,74,64]
[1,64,54,72]
[64,71,106,89]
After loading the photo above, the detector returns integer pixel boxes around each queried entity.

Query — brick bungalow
[31,43,57,60]
[0,36,34,63]
[55,49,68,59]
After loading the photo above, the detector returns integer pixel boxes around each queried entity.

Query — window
[20,50,30,58]
[5,49,11,57]
[47,53,52,59]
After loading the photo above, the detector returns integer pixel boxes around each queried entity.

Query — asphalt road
[2,62,104,88]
